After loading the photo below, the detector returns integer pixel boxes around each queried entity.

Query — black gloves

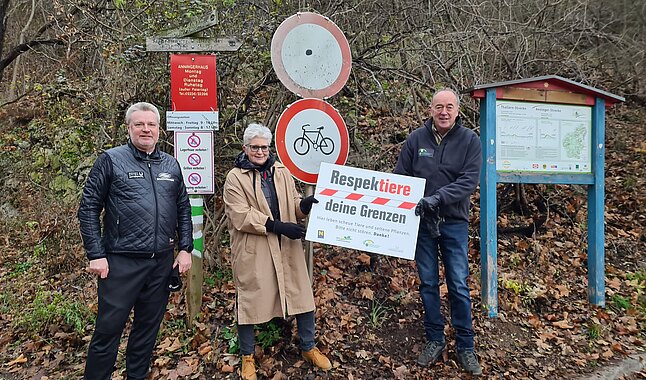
[167,266,182,292]
[423,208,441,239]
[265,218,306,240]
[415,194,441,239]
[299,195,319,215]
[415,193,441,219]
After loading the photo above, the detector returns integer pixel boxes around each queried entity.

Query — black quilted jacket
[78,141,193,260]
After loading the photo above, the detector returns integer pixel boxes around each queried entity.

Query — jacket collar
[424,115,463,139]
[127,140,161,161]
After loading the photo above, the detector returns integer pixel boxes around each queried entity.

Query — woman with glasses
[223,123,330,380]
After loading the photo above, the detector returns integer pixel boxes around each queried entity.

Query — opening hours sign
[167,54,218,131]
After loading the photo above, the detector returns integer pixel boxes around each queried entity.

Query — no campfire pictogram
[188,153,201,166]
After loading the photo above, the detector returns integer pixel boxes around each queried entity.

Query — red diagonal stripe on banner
[320,189,338,196]
[372,197,389,205]
[346,193,363,201]
[398,201,416,210]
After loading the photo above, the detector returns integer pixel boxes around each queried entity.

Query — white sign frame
[174,131,214,194]
[305,163,425,260]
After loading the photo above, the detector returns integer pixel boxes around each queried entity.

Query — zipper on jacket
[439,139,447,164]
[146,156,159,258]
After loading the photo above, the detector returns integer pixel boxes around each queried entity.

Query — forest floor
[0,106,644,379]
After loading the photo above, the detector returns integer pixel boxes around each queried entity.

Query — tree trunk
[0,0,10,61]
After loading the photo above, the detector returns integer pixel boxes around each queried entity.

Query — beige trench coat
[223,160,315,325]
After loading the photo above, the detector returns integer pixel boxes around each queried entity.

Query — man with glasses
[78,102,193,380]
[394,89,483,376]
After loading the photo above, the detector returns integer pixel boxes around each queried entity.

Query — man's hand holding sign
[305,162,425,260]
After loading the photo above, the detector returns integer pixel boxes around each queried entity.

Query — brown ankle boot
[302,347,332,370]
[241,354,257,380]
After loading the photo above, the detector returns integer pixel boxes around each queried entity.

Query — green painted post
[187,195,204,325]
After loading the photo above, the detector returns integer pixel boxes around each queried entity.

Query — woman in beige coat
[223,123,331,380]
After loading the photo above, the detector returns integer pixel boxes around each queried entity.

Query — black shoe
[417,341,446,366]
[456,350,482,376]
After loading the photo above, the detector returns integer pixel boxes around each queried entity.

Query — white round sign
[271,12,351,99]
[275,98,349,184]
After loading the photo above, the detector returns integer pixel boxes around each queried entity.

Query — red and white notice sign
[167,54,218,131]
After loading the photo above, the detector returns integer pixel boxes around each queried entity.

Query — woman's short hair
[125,102,161,124]
[243,123,273,145]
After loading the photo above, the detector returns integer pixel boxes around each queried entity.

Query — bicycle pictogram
[293,124,335,155]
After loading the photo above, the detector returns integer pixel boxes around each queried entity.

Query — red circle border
[275,98,349,184]
[271,12,351,99]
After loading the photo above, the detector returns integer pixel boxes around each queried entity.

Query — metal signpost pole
[480,88,498,318]
[305,184,314,282]
[588,97,606,306]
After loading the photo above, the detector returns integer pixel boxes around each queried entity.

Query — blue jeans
[415,220,475,351]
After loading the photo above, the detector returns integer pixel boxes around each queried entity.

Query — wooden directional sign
[146,37,242,52]
[159,11,218,38]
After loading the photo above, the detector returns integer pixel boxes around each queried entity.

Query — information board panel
[496,100,591,173]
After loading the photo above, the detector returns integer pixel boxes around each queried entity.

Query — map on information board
[496,100,592,173]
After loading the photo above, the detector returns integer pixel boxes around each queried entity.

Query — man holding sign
[394,89,483,376]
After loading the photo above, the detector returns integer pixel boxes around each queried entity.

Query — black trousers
[84,253,172,380]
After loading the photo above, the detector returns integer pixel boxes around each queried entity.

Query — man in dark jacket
[78,102,193,380]
[394,89,483,376]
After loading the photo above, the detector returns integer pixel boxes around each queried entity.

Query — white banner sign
[305,162,425,260]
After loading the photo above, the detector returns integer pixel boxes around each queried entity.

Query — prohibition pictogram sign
[174,131,214,195]
[276,98,348,184]
[187,153,202,166]
[271,12,351,99]
[187,134,201,147]
[188,172,202,186]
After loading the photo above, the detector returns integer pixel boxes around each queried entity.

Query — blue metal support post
[587,97,606,306]
[480,88,498,318]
